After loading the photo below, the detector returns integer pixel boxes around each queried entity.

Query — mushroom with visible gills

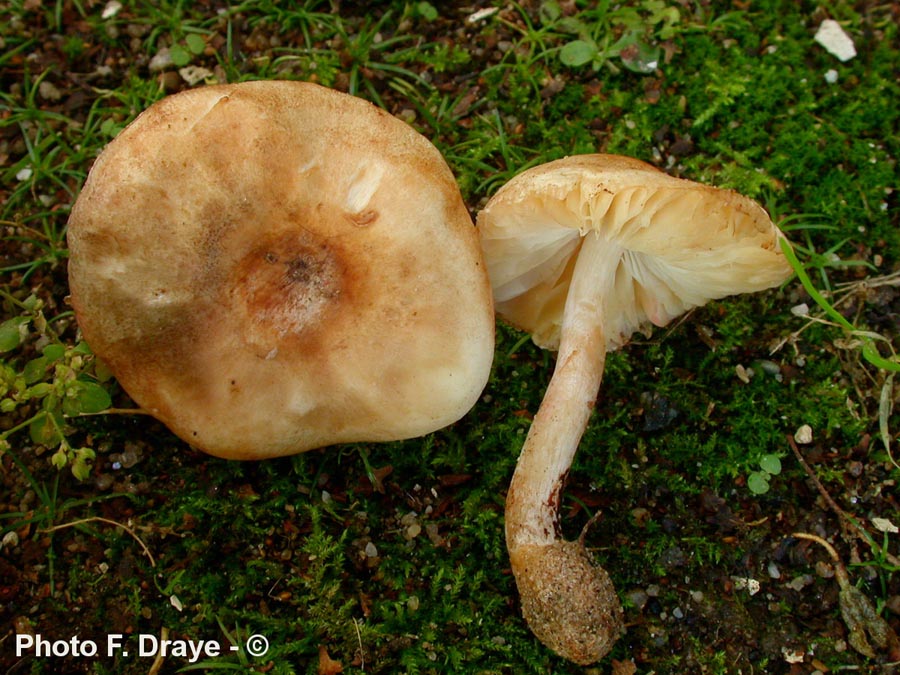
[67,81,495,459]
[476,154,793,664]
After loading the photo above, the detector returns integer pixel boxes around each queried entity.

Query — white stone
[815,20,856,62]
[102,1,122,19]
[468,7,499,23]
[872,517,898,534]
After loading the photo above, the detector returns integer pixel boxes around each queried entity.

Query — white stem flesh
[506,231,619,547]
[503,231,626,665]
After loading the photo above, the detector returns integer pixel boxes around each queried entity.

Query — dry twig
[788,435,900,568]
[41,516,157,567]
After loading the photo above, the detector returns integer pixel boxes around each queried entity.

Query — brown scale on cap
[230,233,346,356]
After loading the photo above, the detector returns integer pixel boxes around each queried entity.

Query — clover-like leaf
[560,40,597,67]
[170,43,192,67]
[63,380,112,416]
[747,471,770,495]
[759,454,782,475]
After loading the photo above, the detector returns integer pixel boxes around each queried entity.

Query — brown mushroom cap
[479,154,792,350]
[67,81,494,459]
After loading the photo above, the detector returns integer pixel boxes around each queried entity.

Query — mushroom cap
[477,154,792,350]
[67,81,494,460]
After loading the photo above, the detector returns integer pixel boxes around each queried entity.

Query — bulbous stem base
[509,540,625,665]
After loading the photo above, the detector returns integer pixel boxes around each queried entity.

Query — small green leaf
[416,1,438,21]
[100,118,122,137]
[539,1,561,23]
[72,341,93,355]
[0,317,28,352]
[42,343,66,361]
[619,40,661,74]
[51,447,68,470]
[170,44,191,67]
[21,294,40,311]
[71,447,96,480]
[747,471,770,495]
[30,412,63,447]
[560,40,597,67]
[557,17,589,35]
[759,454,782,475]
[64,380,112,415]
[42,392,59,411]
[27,383,53,399]
[23,356,50,385]
[185,33,206,55]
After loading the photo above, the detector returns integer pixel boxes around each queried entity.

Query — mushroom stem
[505,232,625,664]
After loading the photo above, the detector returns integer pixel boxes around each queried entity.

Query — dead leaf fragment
[611,658,638,675]
[317,645,343,675]
[793,532,900,659]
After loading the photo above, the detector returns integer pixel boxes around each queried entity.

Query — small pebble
[872,516,898,533]
[94,473,114,490]
[795,424,813,444]
[424,523,443,546]
[102,0,122,19]
[815,19,857,62]
[38,80,62,101]
[467,6,499,23]
[1,531,19,550]
[788,574,813,591]
[782,647,805,663]
[626,589,649,610]
[149,47,174,72]
[815,561,835,579]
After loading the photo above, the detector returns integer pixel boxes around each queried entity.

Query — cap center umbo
[232,233,344,355]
